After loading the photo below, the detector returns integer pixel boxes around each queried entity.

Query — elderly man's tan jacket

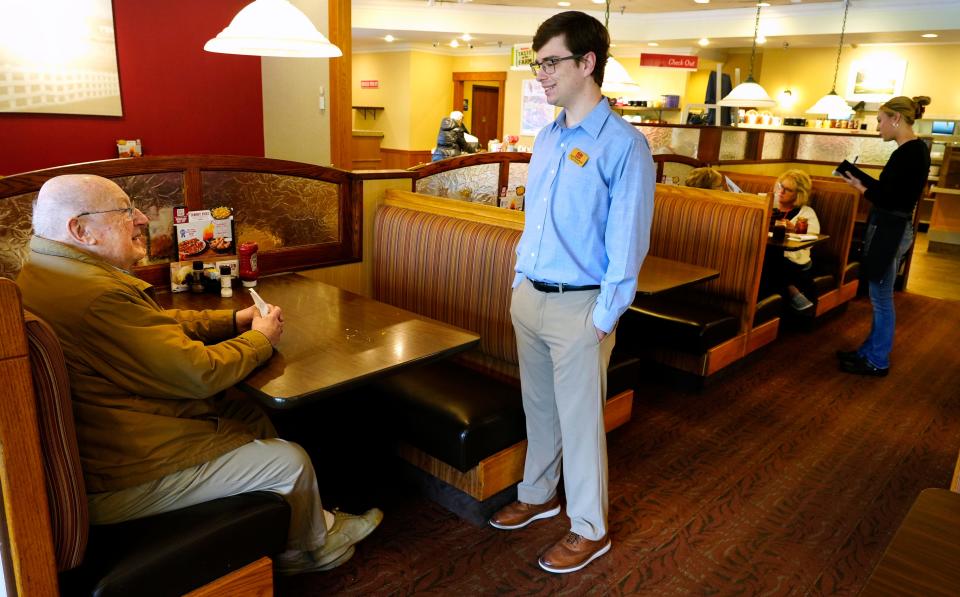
[16,237,274,493]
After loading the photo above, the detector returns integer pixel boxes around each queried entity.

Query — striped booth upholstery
[24,311,89,572]
[619,185,773,377]
[808,180,860,294]
[374,204,521,377]
[723,171,860,316]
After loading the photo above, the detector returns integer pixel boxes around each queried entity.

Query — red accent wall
[0,0,264,176]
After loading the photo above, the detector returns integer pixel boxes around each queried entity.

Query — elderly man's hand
[235,305,259,331]
[251,306,284,347]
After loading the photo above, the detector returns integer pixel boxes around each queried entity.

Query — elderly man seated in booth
[16,174,381,575]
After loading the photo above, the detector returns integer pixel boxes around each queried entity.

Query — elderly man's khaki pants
[87,393,329,554]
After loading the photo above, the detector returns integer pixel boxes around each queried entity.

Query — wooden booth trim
[386,189,524,231]
[0,279,60,596]
[406,151,532,199]
[0,155,363,289]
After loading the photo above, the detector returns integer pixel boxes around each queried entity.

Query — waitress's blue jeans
[859,226,913,369]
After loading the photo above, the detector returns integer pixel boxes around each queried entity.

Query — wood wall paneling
[351,135,383,169]
[380,149,433,169]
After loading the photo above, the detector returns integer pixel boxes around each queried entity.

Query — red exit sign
[360,80,379,89]
[640,54,699,70]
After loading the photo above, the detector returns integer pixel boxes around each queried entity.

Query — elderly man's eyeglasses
[75,206,137,219]
[529,54,583,76]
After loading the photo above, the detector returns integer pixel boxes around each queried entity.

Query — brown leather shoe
[489,496,561,530]
[538,532,611,574]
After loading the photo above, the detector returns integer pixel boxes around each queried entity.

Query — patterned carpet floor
[278,292,960,596]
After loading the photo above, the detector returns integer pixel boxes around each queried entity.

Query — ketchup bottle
[238,241,259,287]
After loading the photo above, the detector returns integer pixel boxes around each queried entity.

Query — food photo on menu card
[175,206,236,261]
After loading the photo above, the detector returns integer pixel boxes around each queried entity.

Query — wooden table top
[158,273,480,409]
[767,232,831,252]
[860,488,960,596]
[637,255,720,295]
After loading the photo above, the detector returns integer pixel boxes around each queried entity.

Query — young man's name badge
[568,148,589,167]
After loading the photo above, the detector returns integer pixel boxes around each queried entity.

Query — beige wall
[352,50,453,150]
[410,52,454,149]
[261,0,332,166]
[352,52,412,148]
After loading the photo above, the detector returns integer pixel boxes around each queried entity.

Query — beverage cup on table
[773,222,787,241]
[795,217,808,234]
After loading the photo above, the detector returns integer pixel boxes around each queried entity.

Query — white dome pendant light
[719,3,775,108]
[204,0,343,58]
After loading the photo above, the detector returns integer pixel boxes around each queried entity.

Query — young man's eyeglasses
[75,206,137,219]
[529,54,583,76]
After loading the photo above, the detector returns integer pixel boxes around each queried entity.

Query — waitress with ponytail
[837,95,931,376]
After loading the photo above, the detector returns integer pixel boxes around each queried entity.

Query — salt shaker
[219,265,233,298]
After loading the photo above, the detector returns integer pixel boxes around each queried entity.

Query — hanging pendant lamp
[807,0,853,117]
[719,3,775,108]
[600,1,639,94]
[204,0,343,58]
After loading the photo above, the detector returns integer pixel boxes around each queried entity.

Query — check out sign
[640,54,699,70]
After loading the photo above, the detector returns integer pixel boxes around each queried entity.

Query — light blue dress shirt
[513,98,654,333]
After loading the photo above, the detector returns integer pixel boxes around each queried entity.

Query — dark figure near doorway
[432,111,478,161]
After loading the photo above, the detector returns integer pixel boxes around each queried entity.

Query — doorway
[453,72,505,149]
[471,85,499,148]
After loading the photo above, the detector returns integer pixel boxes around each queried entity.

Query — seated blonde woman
[764,169,820,311]
[683,167,725,191]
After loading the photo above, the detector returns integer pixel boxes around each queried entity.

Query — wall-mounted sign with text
[360,80,379,89]
[640,54,699,70]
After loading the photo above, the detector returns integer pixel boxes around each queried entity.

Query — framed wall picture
[520,79,554,136]
[846,59,907,103]
[0,0,122,116]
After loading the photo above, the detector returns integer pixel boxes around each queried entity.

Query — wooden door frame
[453,72,506,143]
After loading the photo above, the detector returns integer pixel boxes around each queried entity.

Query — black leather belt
[530,279,600,293]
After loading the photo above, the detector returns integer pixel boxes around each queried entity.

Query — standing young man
[489,11,654,574]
